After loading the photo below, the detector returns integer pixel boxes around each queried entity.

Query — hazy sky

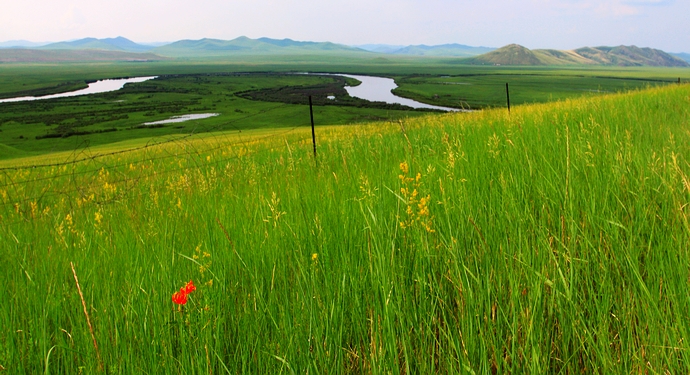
[1,0,688,52]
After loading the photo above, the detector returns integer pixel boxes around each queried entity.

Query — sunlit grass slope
[1,84,690,373]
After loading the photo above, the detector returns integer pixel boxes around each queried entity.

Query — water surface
[336,74,461,112]
[0,76,157,103]
[143,113,220,125]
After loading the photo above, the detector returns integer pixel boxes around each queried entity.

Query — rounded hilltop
[464,43,690,67]
[465,44,543,65]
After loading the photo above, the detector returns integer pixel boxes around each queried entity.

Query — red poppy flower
[172,290,188,305]
[182,280,196,294]
[172,280,196,305]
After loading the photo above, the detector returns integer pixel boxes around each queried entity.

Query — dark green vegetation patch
[392,71,681,109]
[0,73,427,158]
[0,60,688,160]
[237,74,432,111]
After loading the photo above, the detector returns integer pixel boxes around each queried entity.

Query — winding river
[0,73,462,112]
[0,76,157,103]
[336,74,461,112]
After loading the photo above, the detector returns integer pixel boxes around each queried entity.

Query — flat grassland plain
[1,56,690,373]
[1,57,687,159]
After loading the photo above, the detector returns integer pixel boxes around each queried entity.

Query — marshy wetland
[1,62,685,160]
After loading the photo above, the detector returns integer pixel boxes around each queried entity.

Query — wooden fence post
[506,83,511,114]
[309,96,316,159]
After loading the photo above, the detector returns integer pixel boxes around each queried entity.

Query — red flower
[172,290,188,305]
[182,280,196,294]
[172,280,196,305]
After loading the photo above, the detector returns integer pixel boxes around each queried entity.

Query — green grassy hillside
[1,83,689,373]
[673,52,690,63]
[152,36,367,58]
[533,49,595,65]
[465,44,544,65]
[39,37,155,53]
[575,45,689,67]
[0,49,165,63]
[390,44,494,57]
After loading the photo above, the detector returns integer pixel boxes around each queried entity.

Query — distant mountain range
[355,43,494,57]
[0,40,51,48]
[390,44,495,57]
[673,52,690,63]
[355,44,407,54]
[152,36,364,57]
[465,44,689,67]
[1,36,688,67]
[0,49,165,63]
[39,36,156,53]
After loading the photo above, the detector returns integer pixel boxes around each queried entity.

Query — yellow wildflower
[400,161,409,175]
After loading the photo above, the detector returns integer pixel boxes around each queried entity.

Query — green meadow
[392,71,682,109]
[1,65,689,375]
[0,72,430,159]
[1,59,689,161]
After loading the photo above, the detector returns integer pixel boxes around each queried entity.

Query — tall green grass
[1,84,690,373]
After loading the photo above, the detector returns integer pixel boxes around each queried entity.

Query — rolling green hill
[574,45,689,67]
[39,37,155,53]
[673,52,690,63]
[390,44,494,57]
[152,36,367,57]
[0,40,49,48]
[533,49,596,65]
[464,44,544,65]
[466,44,690,67]
[0,48,167,62]
[353,44,407,53]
